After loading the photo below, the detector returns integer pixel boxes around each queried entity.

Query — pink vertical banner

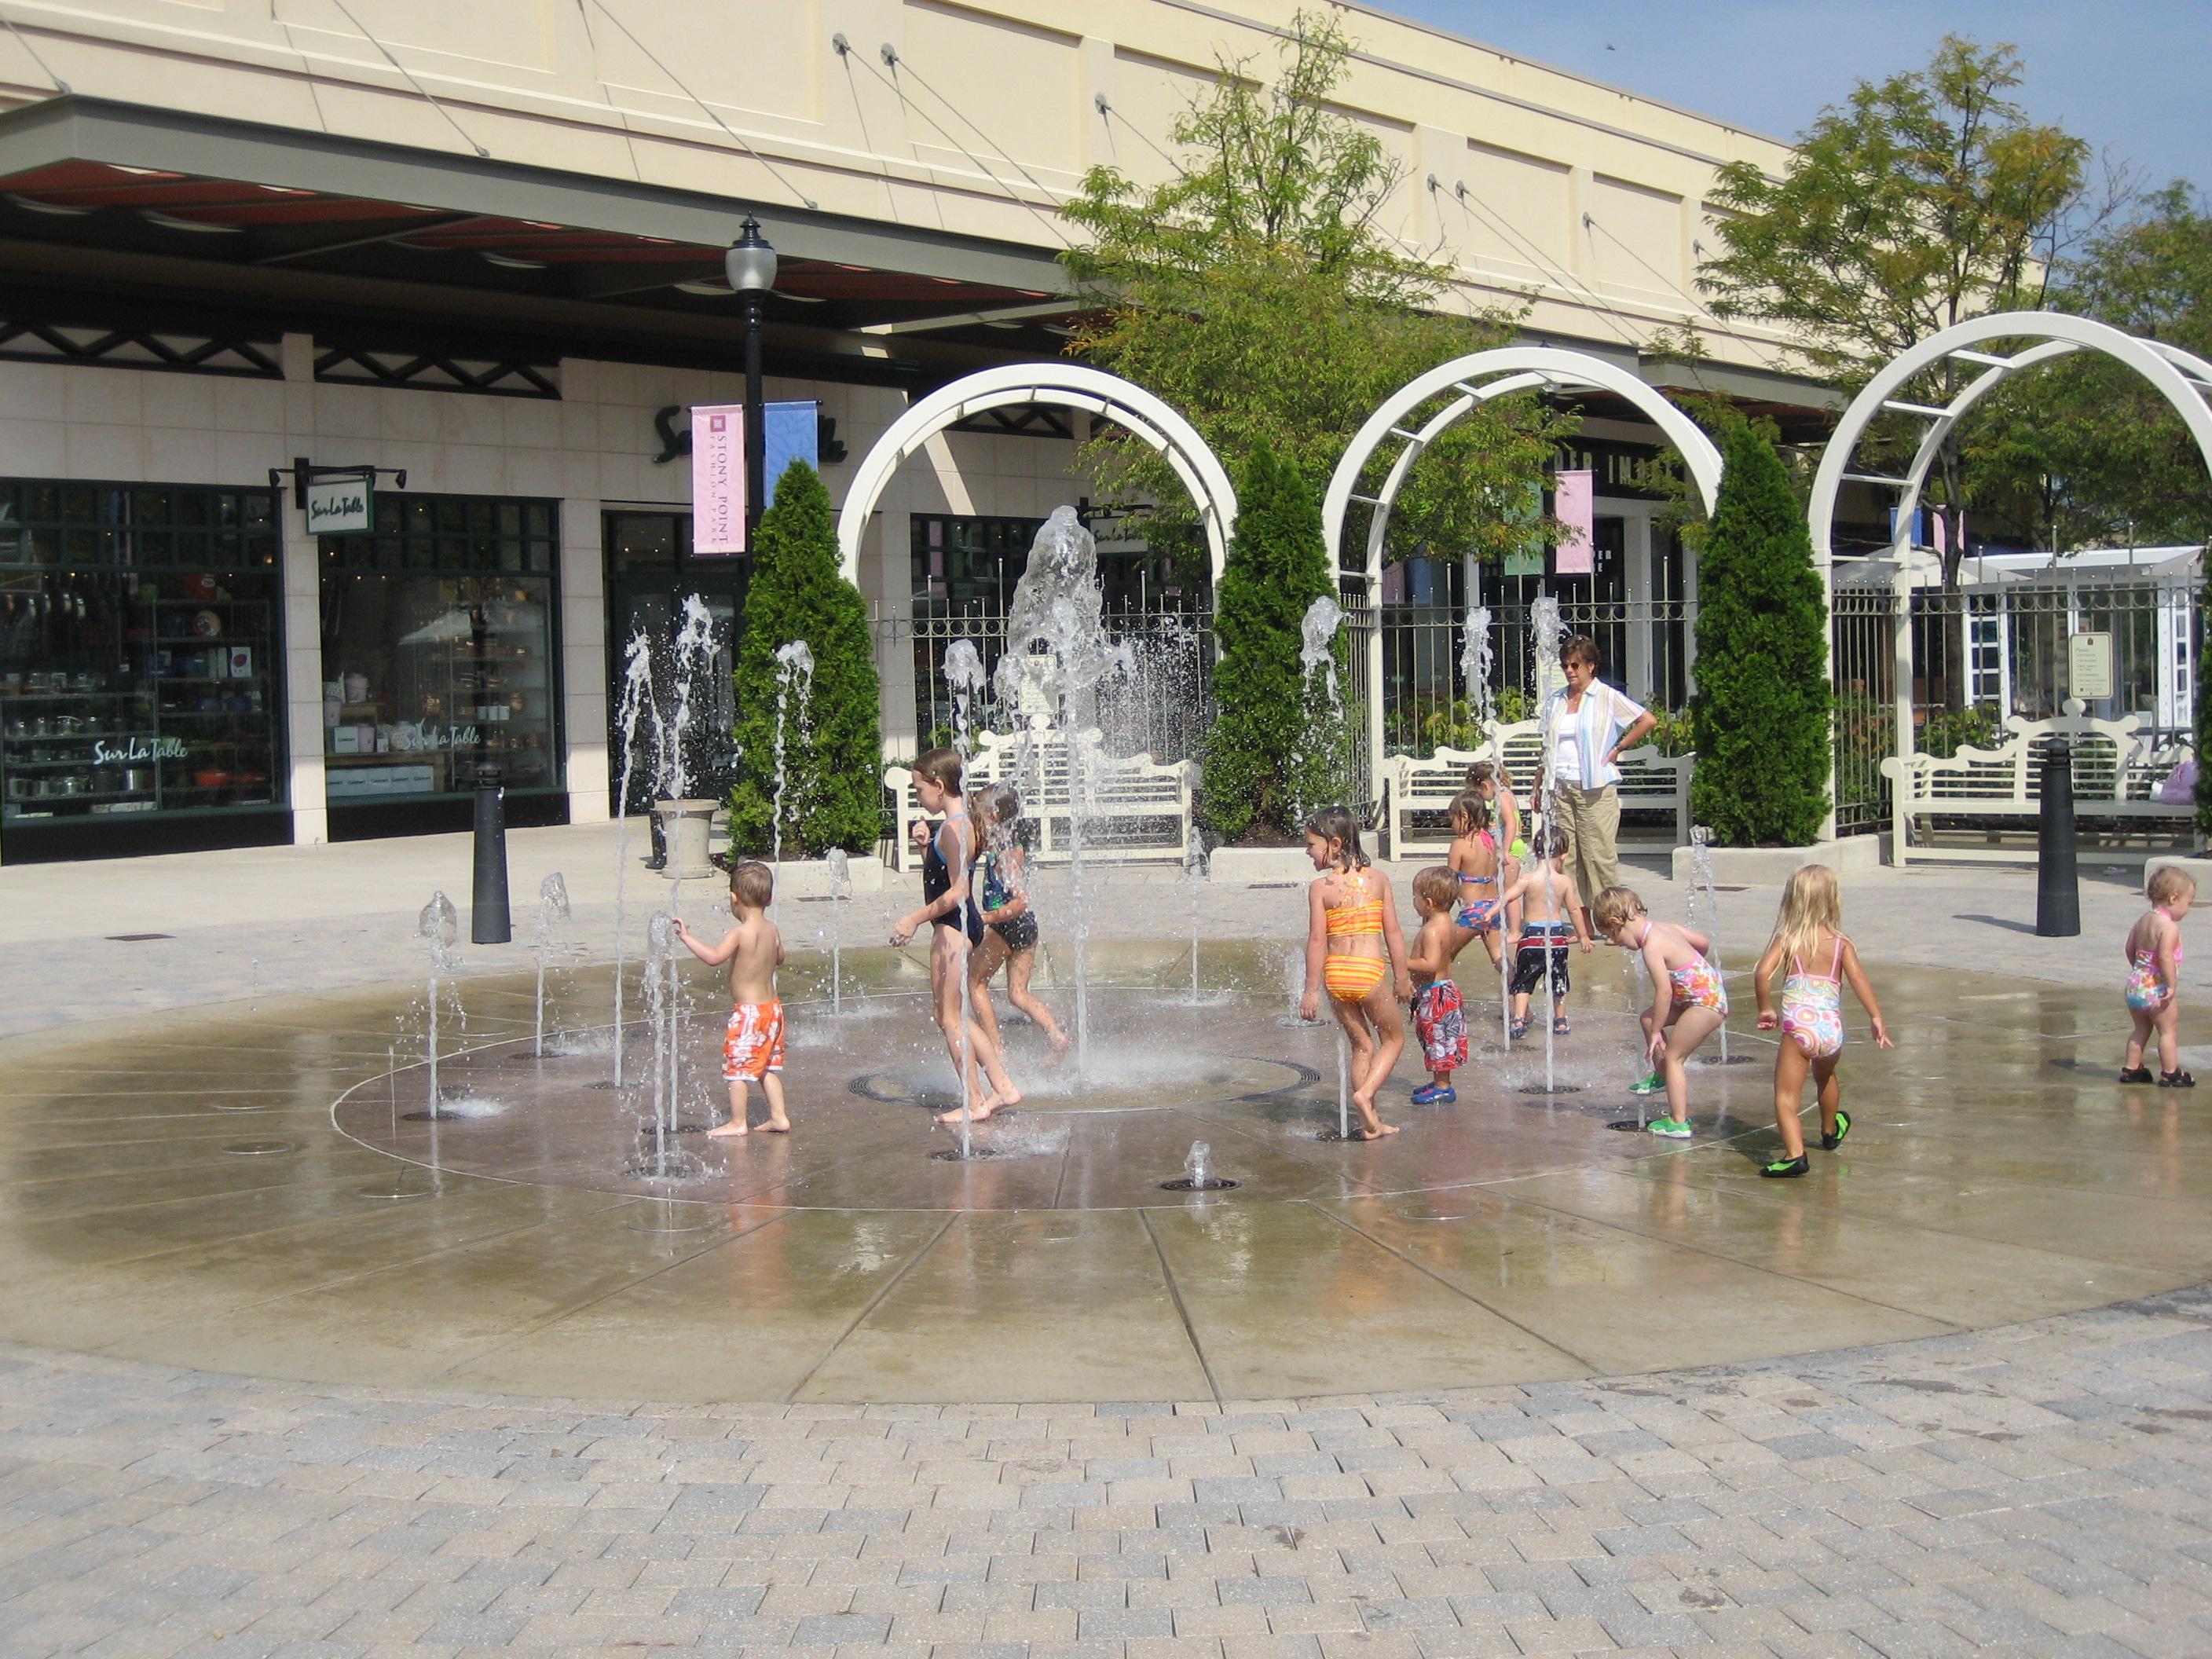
[690,404,746,554]
[1554,468,1594,574]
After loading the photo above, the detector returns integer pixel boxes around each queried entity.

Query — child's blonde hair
[2149,866,2198,909]
[730,860,775,911]
[1412,866,1459,912]
[1771,863,1843,973]
[1591,885,1646,933]
[1448,789,1490,833]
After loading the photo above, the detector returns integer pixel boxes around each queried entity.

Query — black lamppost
[724,215,777,548]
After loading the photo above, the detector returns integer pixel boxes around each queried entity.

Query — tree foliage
[1698,36,2100,585]
[1060,9,1569,579]
[727,460,882,855]
[1975,185,2212,551]
[1689,425,1833,846]
[1200,443,1342,844]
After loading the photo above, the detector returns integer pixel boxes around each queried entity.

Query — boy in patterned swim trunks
[1406,866,1470,1104]
[675,860,790,1136]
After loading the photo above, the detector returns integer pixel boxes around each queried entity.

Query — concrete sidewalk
[0,823,2184,1038]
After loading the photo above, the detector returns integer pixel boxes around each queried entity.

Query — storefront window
[317,495,560,811]
[0,482,284,849]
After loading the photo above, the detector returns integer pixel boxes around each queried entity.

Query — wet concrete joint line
[777,1210,958,1405]
[418,1205,799,1389]
[85,1189,655,1354]
[1302,1199,1602,1373]
[1135,1207,1225,1409]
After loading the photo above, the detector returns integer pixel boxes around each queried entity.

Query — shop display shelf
[0,690,148,702]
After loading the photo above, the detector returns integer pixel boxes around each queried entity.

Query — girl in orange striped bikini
[1297,805,1410,1141]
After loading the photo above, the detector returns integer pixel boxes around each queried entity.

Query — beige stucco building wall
[0,0,1795,369]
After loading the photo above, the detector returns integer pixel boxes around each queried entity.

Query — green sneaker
[1820,1110,1851,1152]
[1628,1071,1664,1096]
[1647,1117,1692,1139]
[1761,1155,1810,1178]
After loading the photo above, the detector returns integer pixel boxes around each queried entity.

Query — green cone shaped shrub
[1688,425,1833,845]
[727,459,882,855]
[1202,443,1346,843]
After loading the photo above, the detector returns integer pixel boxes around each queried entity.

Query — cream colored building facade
[0,0,1824,861]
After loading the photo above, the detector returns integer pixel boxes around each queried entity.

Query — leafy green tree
[1202,443,1342,843]
[1061,9,1569,583]
[1689,425,1833,845]
[1699,36,2099,587]
[1976,184,2212,552]
[727,459,881,855]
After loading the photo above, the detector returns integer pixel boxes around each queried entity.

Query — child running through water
[966,782,1071,1064]
[2120,866,2196,1086]
[1595,886,1724,1140]
[1445,790,1512,977]
[1298,805,1410,1139]
[1749,864,1892,1177]
[890,748,1020,1123]
[1407,866,1470,1104]
[675,860,790,1137]
[1501,824,1590,1038]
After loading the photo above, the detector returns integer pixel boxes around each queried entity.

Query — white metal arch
[833,364,1239,587]
[1321,346,1727,590]
[1807,310,2212,569]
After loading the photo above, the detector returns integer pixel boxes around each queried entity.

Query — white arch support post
[1807,311,2212,855]
[834,363,1239,588]
[1322,346,1727,825]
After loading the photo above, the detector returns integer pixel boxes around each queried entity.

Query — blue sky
[1374,2,2210,198]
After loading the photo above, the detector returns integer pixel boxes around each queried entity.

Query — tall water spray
[417,892,459,1115]
[825,846,851,1016]
[532,871,570,1057]
[943,639,987,759]
[1460,602,1496,727]
[610,630,655,1087]
[992,507,1120,1075]
[772,639,816,882]
[1531,594,1566,1095]
[1296,595,1347,819]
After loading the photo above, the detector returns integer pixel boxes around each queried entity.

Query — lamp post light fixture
[725,215,777,548]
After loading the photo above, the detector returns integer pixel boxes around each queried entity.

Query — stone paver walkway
[5,1288,2212,1659]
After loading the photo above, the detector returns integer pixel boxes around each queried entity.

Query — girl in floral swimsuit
[1592,886,1725,1141]
[2119,866,2196,1087]
[1750,864,1893,1177]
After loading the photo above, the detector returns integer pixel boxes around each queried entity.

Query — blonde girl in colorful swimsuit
[1593,886,1723,1141]
[1298,804,1409,1141]
[1750,864,1892,1177]
[2119,866,2196,1087]
[1445,789,1513,976]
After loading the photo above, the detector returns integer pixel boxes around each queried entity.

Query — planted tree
[1689,425,1833,845]
[1061,8,1566,586]
[728,458,881,855]
[1203,443,1342,843]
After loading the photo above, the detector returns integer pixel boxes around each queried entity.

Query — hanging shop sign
[305,473,373,536]
[691,405,746,554]
[1554,469,1595,574]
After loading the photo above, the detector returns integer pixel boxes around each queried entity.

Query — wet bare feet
[761,1117,791,1133]
[1352,1122,1401,1140]
[705,1119,749,1138]
[1046,1032,1071,1064]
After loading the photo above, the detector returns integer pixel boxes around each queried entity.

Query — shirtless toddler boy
[675,860,790,1136]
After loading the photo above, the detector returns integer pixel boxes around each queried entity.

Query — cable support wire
[888,47,1073,218]
[329,0,489,158]
[1437,178,1650,357]
[588,0,818,208]
[0,7,67,93]
[839,38,1074,249]
[1093,94,1189,180]
[1579,211,1788,371]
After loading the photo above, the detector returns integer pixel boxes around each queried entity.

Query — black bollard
[471,760,512,944]
[2035,734,2080,937]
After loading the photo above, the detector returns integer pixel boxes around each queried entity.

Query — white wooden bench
[1379,722,1694,859]
[1879,712,2195,864]
[884,726,1199,872]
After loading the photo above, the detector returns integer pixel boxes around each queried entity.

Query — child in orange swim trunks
[1298,804,1410,1141]
[675,859,789,1137]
